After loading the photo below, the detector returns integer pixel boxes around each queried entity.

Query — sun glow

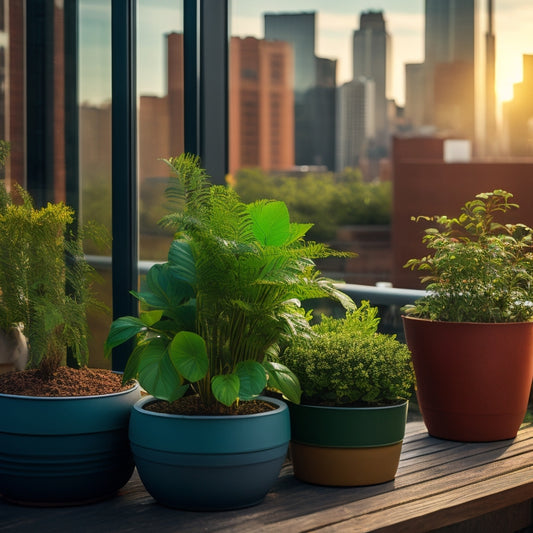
[496,55,525,103]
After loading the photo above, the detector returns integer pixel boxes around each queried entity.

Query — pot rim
[289,399,409,412]
[134,394,287,420]
[0,379,139,401]
[401,315,533,327]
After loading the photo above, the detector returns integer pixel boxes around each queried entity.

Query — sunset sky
[231,0,532,106]
[81,0,533,110]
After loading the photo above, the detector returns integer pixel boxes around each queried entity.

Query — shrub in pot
[105,153,354,510]
[278,301,415,486]
[402,190,533,441]
[0,144,140,505]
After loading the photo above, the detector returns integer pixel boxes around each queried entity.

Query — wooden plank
[2,422,533,533]
[318,466,533,532]
[253,445,533,531]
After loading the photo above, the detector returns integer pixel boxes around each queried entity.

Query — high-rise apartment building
[264,12,315,95]
[336,78,375,172]
[229,36,294,175]
[485,0,497,155]
[404,63,426,130]
[352,11,390,149]
[264,12,336,170]
[503,55,533,156]
[424,0,476,143]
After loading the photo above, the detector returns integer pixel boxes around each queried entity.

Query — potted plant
[278,301,414,486]
[105,153,354,510]
[402,190,533,441]
[0,144,140,505]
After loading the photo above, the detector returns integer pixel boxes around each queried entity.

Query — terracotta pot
[288,401,408,486]
[402,316,533,441]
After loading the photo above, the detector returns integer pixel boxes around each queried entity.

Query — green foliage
[0,181,108,376]
[232,168,391,241]
[106,153,356,409]
[278,301,415,405]
[403,190,533,323]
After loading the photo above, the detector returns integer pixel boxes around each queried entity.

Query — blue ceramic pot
[0,382,140,505]
[129,395,290,510]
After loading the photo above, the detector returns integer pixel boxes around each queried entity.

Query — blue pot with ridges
[129,395,290,510]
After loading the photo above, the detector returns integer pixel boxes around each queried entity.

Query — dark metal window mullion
[111,0,138,372]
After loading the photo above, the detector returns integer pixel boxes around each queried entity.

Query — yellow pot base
[291,441,403,486]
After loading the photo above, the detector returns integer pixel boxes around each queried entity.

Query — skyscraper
[424,0,476,143]
[404,63,425,130]
[264,12,315,95]
[485,0,497,154]
[503,55,533,156]
[336,78,375,172]
[228,37,294,174]
[264,12,336,169]
[352,11,390,149]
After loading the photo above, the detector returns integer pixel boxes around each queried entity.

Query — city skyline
[80,0,533,111]
[232,0,531,107]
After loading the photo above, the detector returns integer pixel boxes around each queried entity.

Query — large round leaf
[248,201,290,246]
[263,360,302,404]
[104,316,147,357]
[169,331,208,382]
[137,337,188,402]
[235,361,267,400]
[211,374,240,407]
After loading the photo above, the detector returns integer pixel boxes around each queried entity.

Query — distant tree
[233,168,391,241]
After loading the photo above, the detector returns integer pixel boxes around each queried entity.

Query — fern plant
[0,172,107,377]
[105,153,355,409]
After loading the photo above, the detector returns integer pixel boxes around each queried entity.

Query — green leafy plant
[0,181,108,378]
[105,153,355,410]
[403,190,533,322]
[278,301,415,406]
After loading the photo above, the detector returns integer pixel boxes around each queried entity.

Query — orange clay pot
[402,316,533,442]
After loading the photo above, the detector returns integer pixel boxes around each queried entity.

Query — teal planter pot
[288,401,409,486]
[129,395,290,510]
[0,382,140,505]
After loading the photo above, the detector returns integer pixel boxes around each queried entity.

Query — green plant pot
[403,316,533,441]
[0,382,140,506]
[288,400,408,486]
[129,395,290,510]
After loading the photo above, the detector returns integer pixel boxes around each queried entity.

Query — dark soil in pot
[0,367,134,397]
[145,395,279,416]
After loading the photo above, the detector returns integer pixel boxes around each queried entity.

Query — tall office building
[485,0,497,154]
[264,12,336,170]
[264,12,315,95]
[229,37,294,175]
[404,63,426,130]
[503,55,533,156]
[336,78,375,172]
[424,0,476,143]
[352,11,390,150]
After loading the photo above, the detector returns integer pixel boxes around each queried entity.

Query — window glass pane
[137,0,183,261]
[79,0,112,368]
[230,1,406,287]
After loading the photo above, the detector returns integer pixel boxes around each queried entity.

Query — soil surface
[0,367,133,397]
[145,394,278,416]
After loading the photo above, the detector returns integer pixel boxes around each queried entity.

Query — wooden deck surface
[2,420,533,532]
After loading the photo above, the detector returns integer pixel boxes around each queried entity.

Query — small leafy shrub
[279,302,415,406]
[403,190,533,323]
